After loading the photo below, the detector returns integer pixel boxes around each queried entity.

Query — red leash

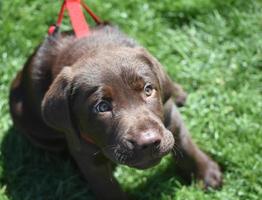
[48,0,101,38]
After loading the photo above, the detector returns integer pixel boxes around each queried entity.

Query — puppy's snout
[126,131,161,151]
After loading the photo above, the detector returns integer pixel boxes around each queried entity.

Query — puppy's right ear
[41,67,81,152]
[138,48,187,105]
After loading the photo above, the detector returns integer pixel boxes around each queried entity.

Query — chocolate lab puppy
[9,25,222,199]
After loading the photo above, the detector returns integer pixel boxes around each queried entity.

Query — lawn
[0,0,261,199]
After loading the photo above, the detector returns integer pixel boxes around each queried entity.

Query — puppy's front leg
[164,99,222,189]
[70,145,127,200]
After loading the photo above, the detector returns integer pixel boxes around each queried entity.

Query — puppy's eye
[144,83,153,96]
[95,100,112,113]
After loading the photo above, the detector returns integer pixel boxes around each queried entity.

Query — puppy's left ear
[161,75,187,106]
[139,48,187,105]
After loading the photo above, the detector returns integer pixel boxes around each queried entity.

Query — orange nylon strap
[66,0,90,38]
[80,133,95,144]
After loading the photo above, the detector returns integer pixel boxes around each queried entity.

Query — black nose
[126,131,161,151]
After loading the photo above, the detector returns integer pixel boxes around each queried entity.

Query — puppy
[9,25,222,199]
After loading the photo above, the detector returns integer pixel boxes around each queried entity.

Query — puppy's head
[42,47,175,169]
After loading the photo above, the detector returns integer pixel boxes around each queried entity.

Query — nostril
[153,139,161,147]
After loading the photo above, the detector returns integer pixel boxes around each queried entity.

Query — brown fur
[9,25,221,199]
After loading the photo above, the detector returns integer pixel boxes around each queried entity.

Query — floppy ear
[158,69,187,106]
[140,48,187,105]
[157,68,177,103]
[41,67,81,152]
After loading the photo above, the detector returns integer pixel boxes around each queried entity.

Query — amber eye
[144,83,153,96]
[95,100,112,113]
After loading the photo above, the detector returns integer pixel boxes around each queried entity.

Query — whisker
[102,144,118,151]
[92,150,101,157]
[172,144,183,159]
[172,146,177,156]
[92,144,119,157]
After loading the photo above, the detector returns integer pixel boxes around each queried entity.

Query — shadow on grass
[1,127,221,200]
[128,155,226,200]
[1,127,94,200]
[127,159,190,200]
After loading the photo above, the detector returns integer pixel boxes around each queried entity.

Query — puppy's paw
[198,160,222,189]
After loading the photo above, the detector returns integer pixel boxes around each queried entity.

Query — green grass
[0,0,262,199]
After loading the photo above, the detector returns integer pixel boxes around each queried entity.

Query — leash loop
[48,0,101,38]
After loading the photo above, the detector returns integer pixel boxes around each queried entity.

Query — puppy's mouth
[102,131,175,168]
[102,143,172,169]
[127,157,162,169]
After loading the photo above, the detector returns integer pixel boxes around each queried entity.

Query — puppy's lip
[127,157,162,169]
